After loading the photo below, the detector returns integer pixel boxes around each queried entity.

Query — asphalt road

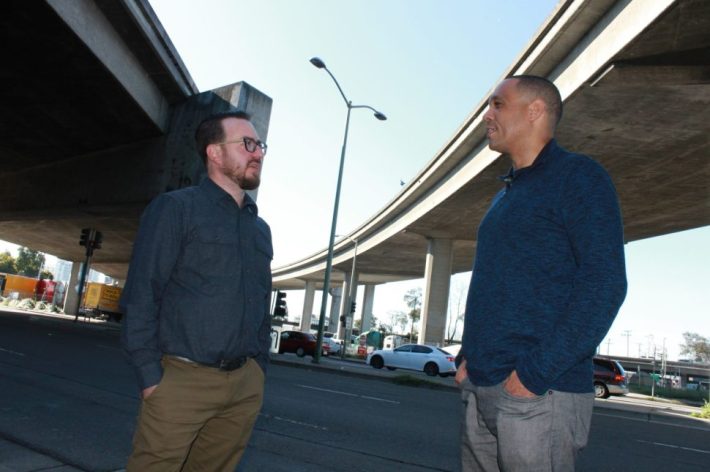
[0,309,708,471]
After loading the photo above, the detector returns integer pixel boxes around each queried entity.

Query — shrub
[691,401,710,419]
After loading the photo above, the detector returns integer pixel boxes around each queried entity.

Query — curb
[269,356,459,392]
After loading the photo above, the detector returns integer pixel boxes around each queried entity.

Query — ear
[527,98,545,123]
[206,143,222,166]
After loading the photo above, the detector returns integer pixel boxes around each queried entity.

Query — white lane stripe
[0,347,25,356]
[297,384,400,404]
[594,412,710,432]
[361,395,400,404]
[260,413,327,431]
[636,439,710,455]
[297,384,358,397]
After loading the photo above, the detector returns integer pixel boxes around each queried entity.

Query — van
[593,357,628,398]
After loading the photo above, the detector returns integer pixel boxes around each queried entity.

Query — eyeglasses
[215,136,267,154]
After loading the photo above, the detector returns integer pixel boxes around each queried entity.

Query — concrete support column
[335,279,350,337]
[419,238,453,346]
[327,286,342,333]
[63,261,82,315]
[339,272,359,339]
[360,284,376,332]
[300,280,316,332]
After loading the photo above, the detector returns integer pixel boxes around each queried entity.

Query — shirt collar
[498,138,558,186]
[200,177,259,215]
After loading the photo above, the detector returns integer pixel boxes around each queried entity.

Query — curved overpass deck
[273,0,710,290]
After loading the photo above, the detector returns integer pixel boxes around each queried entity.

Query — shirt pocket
[188,227,239,277]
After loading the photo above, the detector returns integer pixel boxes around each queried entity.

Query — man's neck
[208,173,245,207]
[509,135,552,170]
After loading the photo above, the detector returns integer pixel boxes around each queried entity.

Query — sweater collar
[499,138,558,186]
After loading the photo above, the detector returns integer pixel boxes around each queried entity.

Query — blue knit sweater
[461,139,627,395]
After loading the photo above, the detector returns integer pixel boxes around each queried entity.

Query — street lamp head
[310,57,326,69]
[374,111,387,121]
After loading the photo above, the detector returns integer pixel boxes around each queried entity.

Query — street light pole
[309,57,385,363]
[341,237,358,360]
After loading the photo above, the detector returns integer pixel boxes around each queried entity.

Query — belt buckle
[219,357,246,371]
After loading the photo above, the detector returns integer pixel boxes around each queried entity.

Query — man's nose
[483,107,493,122]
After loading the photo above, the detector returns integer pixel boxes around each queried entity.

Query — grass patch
[629,384,709,403]
[691,401,710,419]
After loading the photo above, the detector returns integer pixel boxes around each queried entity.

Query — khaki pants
[127,356,264,472]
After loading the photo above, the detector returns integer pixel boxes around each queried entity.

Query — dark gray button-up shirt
[120,178,273,390]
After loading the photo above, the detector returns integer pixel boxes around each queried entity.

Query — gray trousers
[460,379,594,472]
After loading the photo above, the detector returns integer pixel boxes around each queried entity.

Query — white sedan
[322,335,341,356]
[366,344,456,377]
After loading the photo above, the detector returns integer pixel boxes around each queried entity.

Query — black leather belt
[172,356,248,371]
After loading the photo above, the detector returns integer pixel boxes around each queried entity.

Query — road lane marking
[361,395,399,404]
[636,439,710,455]
[260,412,327,431]
[297,384,400,404]
[0,347,25,357]
[297,385,358,396]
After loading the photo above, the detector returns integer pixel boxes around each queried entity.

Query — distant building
[54,259,73,284]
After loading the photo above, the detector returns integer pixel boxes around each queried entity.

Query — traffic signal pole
[74,228,102,322]
[74,253,91,322]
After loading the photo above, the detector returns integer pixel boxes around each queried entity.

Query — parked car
[593,357,629,398]
[278,330,329,357]
[366,344,456,377]
[322,332,341,356]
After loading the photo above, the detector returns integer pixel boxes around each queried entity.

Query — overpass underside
[0,0,272,285]
[273,0,710,345]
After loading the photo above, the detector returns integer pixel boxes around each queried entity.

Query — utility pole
[606,338,613,355]
[651,345,657,398]
[622,330,632,357]
[661,338,667,387]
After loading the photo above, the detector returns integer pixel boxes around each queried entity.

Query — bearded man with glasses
[121,111,273,471]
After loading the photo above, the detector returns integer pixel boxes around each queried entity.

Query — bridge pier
[360,284,376,332]
[419,238,453,346]
[299,280,316,331]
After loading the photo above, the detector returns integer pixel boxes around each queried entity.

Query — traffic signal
[340,314,346,327]
[79,228,91,247]
[350,301,357,313]
[274,291,288,317]
[93,231,103,250]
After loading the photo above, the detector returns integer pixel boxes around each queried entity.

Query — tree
[403,288,422,342]
[15,247,45,278]
[446,278,469,343]
[680,332,710,363]
[0,251,17,274]
[389,310,408,334]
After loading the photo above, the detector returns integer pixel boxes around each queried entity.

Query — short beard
[238,175,260,190]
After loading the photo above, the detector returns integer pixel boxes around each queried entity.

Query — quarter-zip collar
[498,139,557,188]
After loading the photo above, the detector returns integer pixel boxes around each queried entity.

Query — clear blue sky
[144,0,708,361]
[5,1,707,361]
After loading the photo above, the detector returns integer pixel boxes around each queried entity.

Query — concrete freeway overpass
[0,0,273,311]
[272,0,710,342]
[0,1,707,338]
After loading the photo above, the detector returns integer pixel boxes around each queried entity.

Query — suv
[593,357,628,398]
